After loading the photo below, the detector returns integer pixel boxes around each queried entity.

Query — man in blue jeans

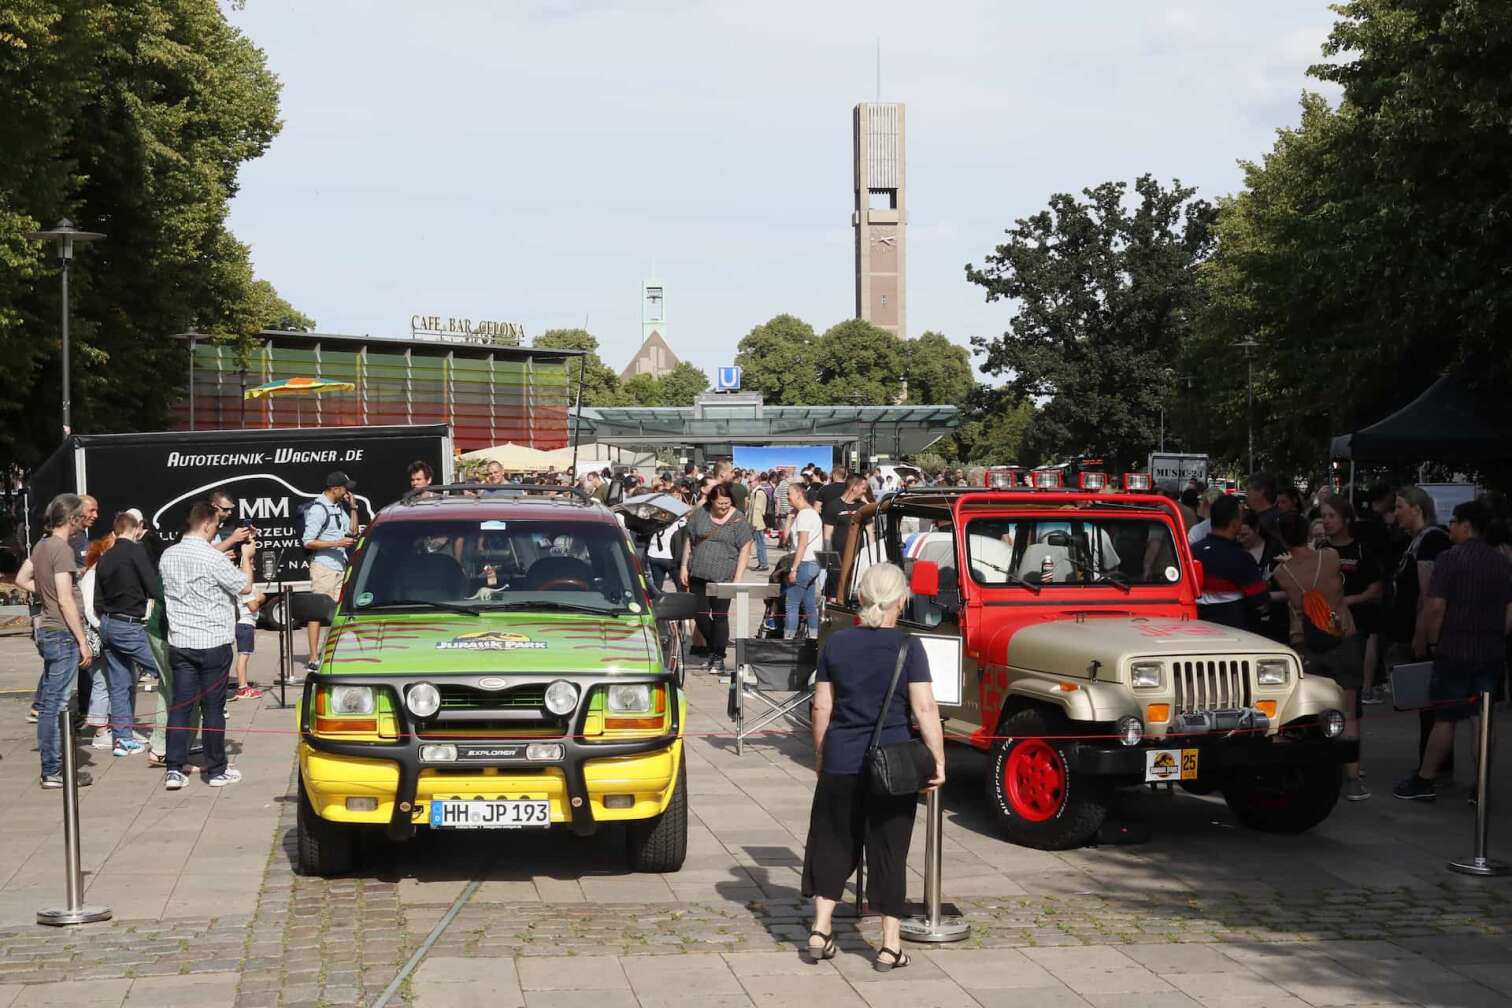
[158,501,255,790]
[15,494,94,788]
[95,510,162,755]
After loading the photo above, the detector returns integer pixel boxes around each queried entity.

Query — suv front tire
[296,774,356,876]
[987,707,1108,850]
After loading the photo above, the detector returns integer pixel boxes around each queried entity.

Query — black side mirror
[653,592,698,622]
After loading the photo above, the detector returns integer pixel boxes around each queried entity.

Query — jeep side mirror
[1191,559,1205,593]
[653,592,698,622]
[911,560,940,597]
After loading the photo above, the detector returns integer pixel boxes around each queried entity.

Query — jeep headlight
[329,685,375,716]
[406,682,441,718]
[607,684,652,713]
[1256,659,1290,686]
[1130,661,1162,689]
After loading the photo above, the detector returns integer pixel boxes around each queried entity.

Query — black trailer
[25,424,452,585]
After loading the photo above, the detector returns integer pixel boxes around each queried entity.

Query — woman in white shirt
[784,483,824,639]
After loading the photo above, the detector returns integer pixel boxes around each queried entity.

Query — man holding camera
[159,501,254,790]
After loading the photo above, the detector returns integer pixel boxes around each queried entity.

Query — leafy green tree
[654,361,708,406]
[902,331,974,406]
[815,319,904,405]
[620,372,660,407]
[734,314,822,405]
[955,389,1036,465]
[532,328,625,406]
[967,176,1216,471]
[1193,1,1512,479]
[0,0,306,465]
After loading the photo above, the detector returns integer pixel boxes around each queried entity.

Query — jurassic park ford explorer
[295,484,696,876]
[824,488,1357,850]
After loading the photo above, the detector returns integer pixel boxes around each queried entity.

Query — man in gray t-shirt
[17,494,93,788]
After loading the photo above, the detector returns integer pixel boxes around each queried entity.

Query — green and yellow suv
[296,484,696,876]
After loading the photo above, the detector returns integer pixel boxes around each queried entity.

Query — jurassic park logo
[436,631,548,652]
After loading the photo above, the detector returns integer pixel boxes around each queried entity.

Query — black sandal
[803,930,837,963]
[874,947,910,972]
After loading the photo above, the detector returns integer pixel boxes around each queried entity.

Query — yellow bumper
[298,740,683,826]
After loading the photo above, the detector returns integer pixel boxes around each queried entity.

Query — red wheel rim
[1004,739,1066,823]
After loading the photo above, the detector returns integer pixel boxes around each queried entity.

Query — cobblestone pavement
[5,598,1512,1007]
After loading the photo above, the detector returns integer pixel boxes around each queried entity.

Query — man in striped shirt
[159,501,254,790]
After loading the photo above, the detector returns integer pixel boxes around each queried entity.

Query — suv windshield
[350,519,641,614]
[964,516,1180,588]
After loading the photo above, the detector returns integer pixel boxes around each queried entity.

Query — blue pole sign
[716,366,742,391]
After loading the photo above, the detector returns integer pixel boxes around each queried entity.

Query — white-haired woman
[800,562,945,972]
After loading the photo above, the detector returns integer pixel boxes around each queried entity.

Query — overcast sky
[225,1,1341,382]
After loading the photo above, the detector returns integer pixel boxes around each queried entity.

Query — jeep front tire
[987,707,1108,850]
[296,775,356,876]
[1222,763,1343,834]
[625,760,688,873]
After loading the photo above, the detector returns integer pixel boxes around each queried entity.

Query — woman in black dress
[801,562,946,972]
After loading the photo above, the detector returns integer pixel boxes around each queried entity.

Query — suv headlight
[544,680,579,716]
[607,684,652,713]
[1130,662,1162,689]
[406,682,441,718]
[329,685,375,715]
[1256,659,1290,686]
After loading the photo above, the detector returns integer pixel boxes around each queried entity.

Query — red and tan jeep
[824,488,1356,850]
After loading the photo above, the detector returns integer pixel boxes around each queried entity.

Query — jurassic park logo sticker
[1144,748,1199,782]
[436,631,548,652]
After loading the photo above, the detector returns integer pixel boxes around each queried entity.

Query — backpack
[1280,554,1343,652]
[296,497,340,552]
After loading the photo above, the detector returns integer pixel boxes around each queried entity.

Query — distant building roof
[619,329,680,381]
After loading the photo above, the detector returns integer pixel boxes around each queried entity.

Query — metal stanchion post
[1449,691,1507,877]
[37,710,111,926]
[901,787,969,943]
[279,582,294,710]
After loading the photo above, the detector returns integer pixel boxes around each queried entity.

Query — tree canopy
[967,176,1216,471]
[734,314,822,406]
[0,0,308,466]
[532,329,623,406]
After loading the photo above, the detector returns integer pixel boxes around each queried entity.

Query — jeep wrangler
[824,488,1357,850]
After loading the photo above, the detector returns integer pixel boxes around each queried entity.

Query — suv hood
[613,492,689,537]
[325,611,659,676]
[1009,617,1293,675]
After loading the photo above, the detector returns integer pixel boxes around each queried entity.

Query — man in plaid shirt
[159,501,254,790]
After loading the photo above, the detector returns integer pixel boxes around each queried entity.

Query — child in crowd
[230,592,265,700]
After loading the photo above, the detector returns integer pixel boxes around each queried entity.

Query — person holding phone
[300,472,358,676]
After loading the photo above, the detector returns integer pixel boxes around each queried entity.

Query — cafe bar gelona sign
[410,314,524,346]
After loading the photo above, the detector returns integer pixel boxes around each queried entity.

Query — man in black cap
[300,471,357,676]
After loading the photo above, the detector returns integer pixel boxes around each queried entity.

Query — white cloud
[227,0,1342,382]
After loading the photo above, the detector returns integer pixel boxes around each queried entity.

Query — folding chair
[732,637,818,755]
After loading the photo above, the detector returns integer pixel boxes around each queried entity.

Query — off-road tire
[626,759,688,873]
[1222,762,1343,834]
[296,774,356,876]
[987,707,1108,850]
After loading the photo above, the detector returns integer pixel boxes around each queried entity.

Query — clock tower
[853,102,906,337]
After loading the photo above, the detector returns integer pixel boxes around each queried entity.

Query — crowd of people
[16,470,363,791]
[1189,473,1512,803]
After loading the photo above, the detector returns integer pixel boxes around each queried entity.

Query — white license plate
[428,800,551,829]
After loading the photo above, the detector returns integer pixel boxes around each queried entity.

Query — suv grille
[437,684,546,710]
[418,684,562,739]
[1171,660,1251,713]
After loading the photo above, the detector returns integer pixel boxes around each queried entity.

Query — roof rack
[399,482,594,506]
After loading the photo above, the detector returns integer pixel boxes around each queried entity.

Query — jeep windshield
[964,515,1181,588]
[349,520,641,615]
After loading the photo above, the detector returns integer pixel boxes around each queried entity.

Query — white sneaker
[207,767,242,787]
[90,729,114,750]
[164,770,189,791]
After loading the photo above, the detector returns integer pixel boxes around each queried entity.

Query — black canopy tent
[1330,366,1512,464]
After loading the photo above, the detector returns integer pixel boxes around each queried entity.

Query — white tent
[459,442,556,470]
[538,442,657,472]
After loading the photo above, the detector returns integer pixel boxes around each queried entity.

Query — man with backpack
[300,472,356,676]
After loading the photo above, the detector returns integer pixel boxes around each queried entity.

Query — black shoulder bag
[865,641,935,797]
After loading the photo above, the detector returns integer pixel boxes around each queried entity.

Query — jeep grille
[1171,660,1252,713]
[417,684,562,739]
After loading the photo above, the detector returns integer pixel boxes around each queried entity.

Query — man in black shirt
[822,475,868,549]
[95,511,163,750]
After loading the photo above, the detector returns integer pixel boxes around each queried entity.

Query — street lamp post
[1231,338,1259,477]
[26,219,105,439]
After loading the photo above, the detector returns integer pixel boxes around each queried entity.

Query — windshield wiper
[365,598,481,616]
[1062,558,1133,593]
[996,573,1042,595]
[485,600,622,615]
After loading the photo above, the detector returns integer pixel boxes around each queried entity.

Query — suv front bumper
[1068,732,1359,778]
[298,673,682,840]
